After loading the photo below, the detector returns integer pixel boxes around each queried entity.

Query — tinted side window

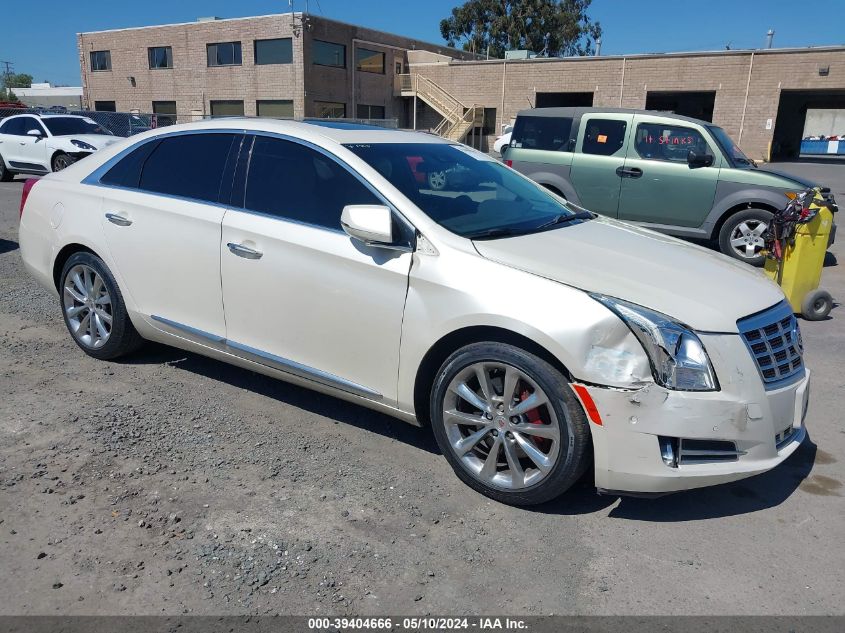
[139,134,236,203]
[581,119,627,156]
[100,140,161,188]
[2,118,27,136]
[511,116,572,151]
[243,136,378,230]
[634,123,710,162]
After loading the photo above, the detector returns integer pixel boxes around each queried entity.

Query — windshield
[344,142,589,239]
[708,125,753,167]
[42,117,113,137]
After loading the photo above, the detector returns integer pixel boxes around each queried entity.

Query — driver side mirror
[27,129,44,139]
[687,149,714,168]
[341,205,395,246]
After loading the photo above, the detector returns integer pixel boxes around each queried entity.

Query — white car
[18,118,810,505]
[493,130,512,155]
[0,113,118,180]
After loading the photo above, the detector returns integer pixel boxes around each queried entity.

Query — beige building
[77,13,478,123]
[78,13,845,161]
[405,46,845,160]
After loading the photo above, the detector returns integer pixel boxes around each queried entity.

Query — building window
[356,104,385,119]
[394,61,403,75]
[254,38,293,65]
[256,100,294,118]
[152,101,177,126]
[207,42,242,67]
[314,101,346,118]
[90,51,112,72]
[313,40,345,68]
[94,100,116,112]
[210,100,245,116]
[355,48,385,74]
[148,46,173,69]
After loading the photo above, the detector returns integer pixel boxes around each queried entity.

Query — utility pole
[1,61,14,99]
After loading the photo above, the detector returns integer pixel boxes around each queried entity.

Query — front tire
[718,209,773,266]
[430,342,591,506]
[52,152,73,172]
[60,252,143,360]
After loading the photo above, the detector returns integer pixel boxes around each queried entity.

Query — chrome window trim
[81,128,418,247]
[151,314,382,400]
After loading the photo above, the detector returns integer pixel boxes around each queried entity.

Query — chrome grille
[737,301,804,389]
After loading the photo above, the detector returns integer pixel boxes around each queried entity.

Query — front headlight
[591,294,718,392]
[70,139,97,151]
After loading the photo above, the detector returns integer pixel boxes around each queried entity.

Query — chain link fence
[1,106,399,138]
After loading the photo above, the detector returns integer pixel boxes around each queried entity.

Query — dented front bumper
[574,332,810,494]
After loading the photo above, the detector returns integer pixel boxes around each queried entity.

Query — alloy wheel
[53,155,72,171]
[442,362,562,490]
[62,264,113,349]
[729,219,768,259]
[427,170,447,190]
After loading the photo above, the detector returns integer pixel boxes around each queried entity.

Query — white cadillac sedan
[18,118,810,505]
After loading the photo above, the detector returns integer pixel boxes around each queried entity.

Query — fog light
[659,436,679,468]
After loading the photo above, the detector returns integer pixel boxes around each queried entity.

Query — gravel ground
[0,167,843,616]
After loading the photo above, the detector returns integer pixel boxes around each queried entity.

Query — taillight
[20,178,38,219]
[504,159,513,168]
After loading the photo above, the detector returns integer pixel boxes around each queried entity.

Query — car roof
[129,117,454,146]
[515,106,712,126]
[2,113,93,120]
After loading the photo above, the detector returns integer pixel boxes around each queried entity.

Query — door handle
[616,166,643,178]
[105,212,133,226]
[227,242,263,260]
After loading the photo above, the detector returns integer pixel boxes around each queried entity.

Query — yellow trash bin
[763,188,835,320]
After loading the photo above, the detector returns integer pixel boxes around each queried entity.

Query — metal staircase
[397,74,484,142]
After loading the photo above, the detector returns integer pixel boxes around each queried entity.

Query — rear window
[510,115,573,151]
[138,133,237,203]
[581,118,627,156]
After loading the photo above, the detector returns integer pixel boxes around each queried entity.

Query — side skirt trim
[150,314,382,401]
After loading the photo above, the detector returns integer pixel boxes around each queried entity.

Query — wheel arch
[49,149,70,171]
[52,243,97,291]
[713,200,779,238]
[412,325,573,427]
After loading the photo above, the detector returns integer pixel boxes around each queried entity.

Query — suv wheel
[427,170,447,191]
[52,152,73,172]
[60,252,144,360]
[0,155,13,182]
[430,342,591,506]
[718,209,773,266]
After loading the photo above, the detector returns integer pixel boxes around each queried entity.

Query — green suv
[504,107,830,265]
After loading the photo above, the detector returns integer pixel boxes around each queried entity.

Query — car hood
[53,134,119,150]
[472,217,784,333]
[757,167,818,189]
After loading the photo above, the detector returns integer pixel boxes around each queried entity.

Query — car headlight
[591,294,718,392]
[70,140,97,151]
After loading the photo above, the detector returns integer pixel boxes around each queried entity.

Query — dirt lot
[1,168,843,616]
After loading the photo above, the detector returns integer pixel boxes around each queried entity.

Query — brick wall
[411,48,845,160]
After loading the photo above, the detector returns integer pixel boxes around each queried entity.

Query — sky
[2,0,844,86]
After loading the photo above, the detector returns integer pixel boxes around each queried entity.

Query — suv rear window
[511,115,572,151]
[581,119,627,156]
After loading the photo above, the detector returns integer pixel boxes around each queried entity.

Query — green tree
[5,72,33,88]
[440,0,601,58]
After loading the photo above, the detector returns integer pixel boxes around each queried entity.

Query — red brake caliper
[519,389,550,450]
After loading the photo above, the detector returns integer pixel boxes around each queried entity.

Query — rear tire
[430,342,591,506]
[718,208,773,267]
[60,252,144,360]
[0,156,13,182]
